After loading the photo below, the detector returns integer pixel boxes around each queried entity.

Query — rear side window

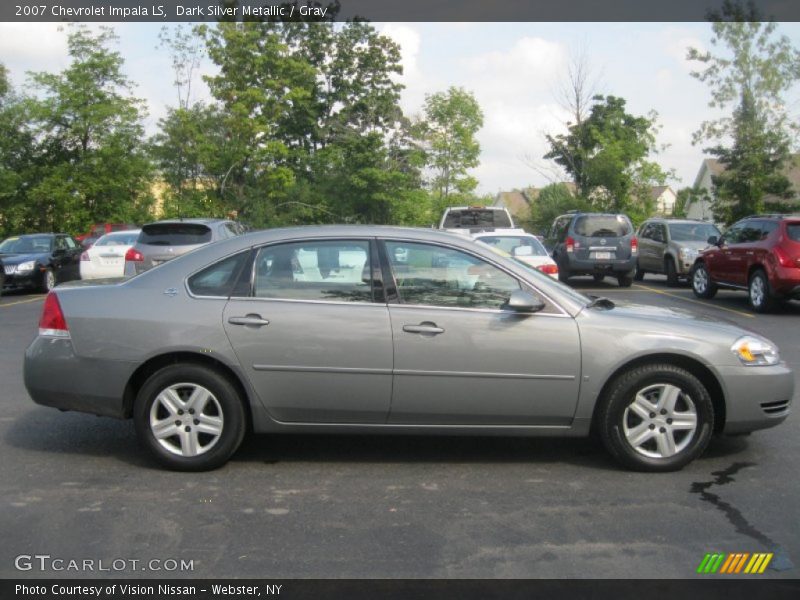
[787,223,800,242]
[253,240,372,303]
[139,223,212,246]
[573,215,632,237]
[443,209,512,229]
[188,251,250,297]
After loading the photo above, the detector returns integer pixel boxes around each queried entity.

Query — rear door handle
[402,323,444,335]
[228,315,270,327]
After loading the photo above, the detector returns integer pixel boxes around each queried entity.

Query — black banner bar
[3,579,800,600]
[3,0,800,23]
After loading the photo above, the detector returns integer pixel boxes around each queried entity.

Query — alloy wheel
[149,383,224,457]
[622,383,698,459]
[750,275,765,308]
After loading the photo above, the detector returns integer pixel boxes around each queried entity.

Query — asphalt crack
[690,462,793,571]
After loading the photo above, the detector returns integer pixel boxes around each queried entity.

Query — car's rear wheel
[558,266,571,283]
[665,257,678,287]
[134,364,246,471]
[691,263,717,299]
[748,269,775,313]
[598,364,714,472]
[617,273,633,287]
[593,273,605,283]
[634,261,645,281]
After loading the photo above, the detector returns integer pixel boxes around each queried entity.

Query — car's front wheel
[134,364,246,471]
[691,263,717,299]
[41,267,56,293]
[598,363,714,472]
[665,257,678,287]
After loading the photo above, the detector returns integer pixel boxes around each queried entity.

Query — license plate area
[591,251,614,260]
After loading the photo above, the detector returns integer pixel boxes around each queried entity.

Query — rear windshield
[139,223,212,246]
[573,215,632,237]
[95,232,140,246]
[787,223,800,242]
[668,222,720,242]
[476,235,548,256]
[443,209,512,229]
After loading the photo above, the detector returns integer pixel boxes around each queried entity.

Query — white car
[80,229,141,280]
[473,232,559,279]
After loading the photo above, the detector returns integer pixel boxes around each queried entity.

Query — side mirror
[512,245,533,257]
[504,289,546,313]
[707,235,719,246]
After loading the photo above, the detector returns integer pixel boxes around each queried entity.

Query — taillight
[773,246,796,268]
[537,264,559,275]
[631,236,638,253]
[566,236,575,253]
[80,251,89,261]
[39,292,69,338]
[125,248,144,262]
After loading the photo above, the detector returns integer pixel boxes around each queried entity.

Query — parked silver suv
[636,218,720,286]
[124,218,242,277]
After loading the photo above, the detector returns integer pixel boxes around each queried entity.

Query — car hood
[0,252,48,264]
[584,301,759,342]
[674,240,711,251]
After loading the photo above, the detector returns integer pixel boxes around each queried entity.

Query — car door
[725,220,762,286]
[381,239,581,426]
[222,238,393,424]
[63,236,82,280]
[638,223,659,271]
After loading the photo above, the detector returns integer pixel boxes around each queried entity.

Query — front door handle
[228,315,270,327]
[402,322,444,335]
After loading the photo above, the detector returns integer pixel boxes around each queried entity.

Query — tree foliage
[529,183,588,235]
[544,95,668,215]
[688,0,800,224]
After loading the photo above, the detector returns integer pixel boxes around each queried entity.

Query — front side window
[385,241,519,309]
[726,221,760,244]
[254,240,372,303]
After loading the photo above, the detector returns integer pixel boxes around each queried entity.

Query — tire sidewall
[748,270,772,313]
[134,364,246,471]
[600,365,714,472]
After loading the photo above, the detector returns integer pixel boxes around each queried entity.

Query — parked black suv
[546,212,638,287]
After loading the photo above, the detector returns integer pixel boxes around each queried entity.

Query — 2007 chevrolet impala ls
[24,226,794,471]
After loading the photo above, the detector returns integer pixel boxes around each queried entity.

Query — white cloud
[0,23,69,83]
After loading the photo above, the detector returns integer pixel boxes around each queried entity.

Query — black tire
[665,257,678,287]
[691,263,717,299]
[748,269,775,313]
[41,267,56,293]
[598,363,714,472]
[558,265,571,283]
[133,363,246,471]
[617,274,633,288]
[593,273,605,283]
[634,261,645,281]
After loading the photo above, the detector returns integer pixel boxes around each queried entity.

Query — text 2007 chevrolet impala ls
[24,226,793,471]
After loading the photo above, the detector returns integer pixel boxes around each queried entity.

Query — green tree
[688,0,800,224]
[530,183,588,234]
[544,95,668,215]
[24,26,154,233]
[419,87,483,211]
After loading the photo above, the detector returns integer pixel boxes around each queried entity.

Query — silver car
[25,226,793,472]
[636,218,721,286]
[123,218,242,277]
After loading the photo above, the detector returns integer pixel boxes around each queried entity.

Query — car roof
[643,218,713,224]
[144,218,229,225]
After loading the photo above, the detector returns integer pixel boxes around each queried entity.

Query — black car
[0,257,4,298]
[546,212,638,287]
[0,233,83,293]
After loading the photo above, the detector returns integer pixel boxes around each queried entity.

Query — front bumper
[24,336,137,418]
[716,363,794,434]
[2,270,40,290]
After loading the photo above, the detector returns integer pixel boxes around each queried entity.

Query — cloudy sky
[2,21,799,195]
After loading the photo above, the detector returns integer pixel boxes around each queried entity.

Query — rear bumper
[24,336,137,419]
[716,363,794,434]
[564,256,637,275]
[770,267,800,298]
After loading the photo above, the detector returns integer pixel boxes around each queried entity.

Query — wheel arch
[123,351,254,431]
[591,353,726,434]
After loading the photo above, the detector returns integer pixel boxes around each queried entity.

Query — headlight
[16,261,36,273]
[731,336,780,366]
[679,247,698,260]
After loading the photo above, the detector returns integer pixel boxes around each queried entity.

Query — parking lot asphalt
[0,279,798,579]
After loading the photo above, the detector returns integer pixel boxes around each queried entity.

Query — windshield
[95,232,141,246]
[475,235,548,256]
[0,236,53,253]
[443,209,512,228]
[668,222,720,242]
[573,215,631,237]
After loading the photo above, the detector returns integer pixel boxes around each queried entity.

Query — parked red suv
[690,214,800,312]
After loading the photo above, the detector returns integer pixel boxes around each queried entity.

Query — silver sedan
[24,226,794,471]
